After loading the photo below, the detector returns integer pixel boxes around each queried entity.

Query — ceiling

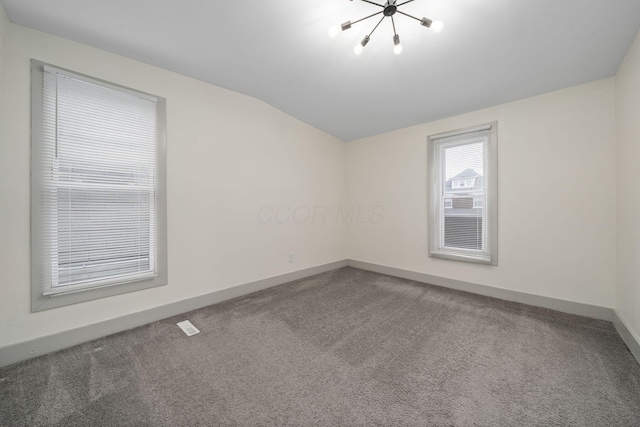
[2,0,640,141]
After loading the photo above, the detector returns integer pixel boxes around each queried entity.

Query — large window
[427,123,497,265]
[31,61,167,311]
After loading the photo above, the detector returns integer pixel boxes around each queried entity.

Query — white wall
[0,22,346,348]
[616,31,640,343]
[346,79,617,307]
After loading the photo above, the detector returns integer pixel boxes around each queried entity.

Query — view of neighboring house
[444,168,483,250]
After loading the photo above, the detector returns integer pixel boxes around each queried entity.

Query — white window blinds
[428,123,498,265]
[36,65,159,294]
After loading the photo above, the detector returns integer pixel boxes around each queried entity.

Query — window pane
[49,73,158,290]
[443,142,484,251]
[55,186,152,286]
[444,142,483,182]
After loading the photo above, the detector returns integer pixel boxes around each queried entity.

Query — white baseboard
[0,260,348,368]
[347,259,614,321]
[612,310,640,366]
[350,259,639,366]
[4,259,638,369]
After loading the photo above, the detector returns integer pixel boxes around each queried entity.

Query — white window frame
[427,122,498,265]
[31,60,168,311]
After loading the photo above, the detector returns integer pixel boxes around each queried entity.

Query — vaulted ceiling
[3,0,640,141]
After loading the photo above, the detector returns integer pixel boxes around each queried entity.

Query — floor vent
[176,320,200,336]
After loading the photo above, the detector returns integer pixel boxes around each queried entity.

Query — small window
[427,122,498,265]
[452,178,475,189]
[31,61,167,311]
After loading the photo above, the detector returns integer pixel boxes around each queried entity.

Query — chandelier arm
[358,0,385,8]
[391,15,398,36]
[351,10,385,25]
[395,0,415,7]
[396,10,422,22]
[367,15,386,38]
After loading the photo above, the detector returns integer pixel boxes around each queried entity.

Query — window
[427,122,497,265]
[452,178,476,189]
[31,61,167,311]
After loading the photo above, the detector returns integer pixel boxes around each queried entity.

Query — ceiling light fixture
[329,0,443,55]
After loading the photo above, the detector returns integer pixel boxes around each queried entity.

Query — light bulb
[430,20,444,33]
[354,35,370,56]
[328,25,341,38]
[393,34,402,55]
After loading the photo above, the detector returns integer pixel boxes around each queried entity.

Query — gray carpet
[1,267,640,426]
